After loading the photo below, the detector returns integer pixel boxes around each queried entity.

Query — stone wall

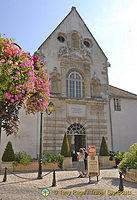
[124,169,137,183]
[43,97,109,154]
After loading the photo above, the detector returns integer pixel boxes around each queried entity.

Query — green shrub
[115,151,125,161]
[13,151,31,166]
[99,136,110,156]
[42,151,64,169]
[14,151,22,163]
[61,133,71,157]
[42,151,57,163]
[58,155,64,169]
[118,143,137,174]
[2,141,15,162]
[115,151,125,165]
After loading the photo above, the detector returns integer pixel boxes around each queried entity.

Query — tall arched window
[67,123,85,135]
[66,71,85,98]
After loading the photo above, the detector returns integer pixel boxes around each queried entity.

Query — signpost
[87,146,100,183]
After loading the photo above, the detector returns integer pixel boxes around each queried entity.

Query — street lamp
[37,102,54,179]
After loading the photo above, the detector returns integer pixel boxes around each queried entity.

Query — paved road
[0,169,136,200]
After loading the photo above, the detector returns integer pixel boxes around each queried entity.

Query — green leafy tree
[2,141,15,161]
[119,143,137,174]
[99,136,110,156]
[115,151,125,165]
[61,133,71,157]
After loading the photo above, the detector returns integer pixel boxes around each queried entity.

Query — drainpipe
[106,61,113,151]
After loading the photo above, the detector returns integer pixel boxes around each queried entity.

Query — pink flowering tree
[0,34,50,135]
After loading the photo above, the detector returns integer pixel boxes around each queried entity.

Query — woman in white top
[77,148,85,178]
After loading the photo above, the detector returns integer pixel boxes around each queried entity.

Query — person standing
[77,148,85,178]
[83,148,88,176]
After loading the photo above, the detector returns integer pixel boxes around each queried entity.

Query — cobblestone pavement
[0,169,137,200]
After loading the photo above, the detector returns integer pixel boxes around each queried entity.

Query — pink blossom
[8,60,12,64]
[14,77,18,80]
[15,95,18,100]
[0,59,5,63]
[0,37,50,118]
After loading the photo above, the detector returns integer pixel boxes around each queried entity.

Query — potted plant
[99,136,115,168]
[1,141,15,172]
[61,133,72,169]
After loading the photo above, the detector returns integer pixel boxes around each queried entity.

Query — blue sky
[1,0,137,94]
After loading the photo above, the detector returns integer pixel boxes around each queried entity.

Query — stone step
[66,168,77,171]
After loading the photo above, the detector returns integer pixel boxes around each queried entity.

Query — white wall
[0,109,40,165]
[111,98,137,152]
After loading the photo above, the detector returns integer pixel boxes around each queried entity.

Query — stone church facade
[1,7,137,163]
[35,7,111,154]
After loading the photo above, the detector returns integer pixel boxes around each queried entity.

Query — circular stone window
[57,35,65,43]
[84,40,90,47]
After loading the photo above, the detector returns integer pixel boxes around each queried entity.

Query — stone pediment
[58,46,91,63]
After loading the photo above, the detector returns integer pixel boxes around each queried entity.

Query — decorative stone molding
[58,46,91,63]
[50,67,60,93]
[90,104,104,111]
[91,74,101,97]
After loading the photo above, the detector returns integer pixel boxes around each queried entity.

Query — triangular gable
[38,7,107,59]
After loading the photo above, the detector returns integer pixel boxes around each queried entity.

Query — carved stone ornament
[50,67,60,77]
[91,73,101,97]
[50,67,60,93]
[58,46,91,62]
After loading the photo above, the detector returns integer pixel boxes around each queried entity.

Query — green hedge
[118,143,137,174]
[61,133,71,157]
[2,141,15,162]
[99,136,110,156]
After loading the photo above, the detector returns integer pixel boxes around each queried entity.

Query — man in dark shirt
[83,148,88,176]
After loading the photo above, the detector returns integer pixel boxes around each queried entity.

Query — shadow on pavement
[58,176,79,182]
[0,178,38,186]
[60,181,98,189]
[101,177,137,189]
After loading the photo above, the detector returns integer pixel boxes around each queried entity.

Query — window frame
[66,71,85,98]
[114,98,121,111]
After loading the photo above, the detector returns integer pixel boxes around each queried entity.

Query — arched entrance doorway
[67,123,86,161]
